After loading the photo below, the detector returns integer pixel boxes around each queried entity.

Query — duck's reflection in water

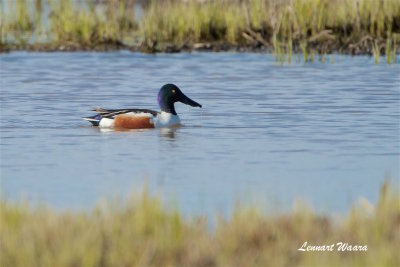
[94,125,179,141]
[159,126,179,140]
[96,126,153,134]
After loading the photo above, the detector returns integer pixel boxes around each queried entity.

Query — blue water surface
[1,52,399,218]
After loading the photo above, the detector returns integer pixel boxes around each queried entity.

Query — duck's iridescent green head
[157,84,202,115]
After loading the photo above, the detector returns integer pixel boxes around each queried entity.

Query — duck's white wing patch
[154,112,181,128]
[124,112,154,118]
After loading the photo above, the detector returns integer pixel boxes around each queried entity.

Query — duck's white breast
[154,112,181,128]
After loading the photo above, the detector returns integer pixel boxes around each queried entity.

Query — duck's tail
[83,114,102,126]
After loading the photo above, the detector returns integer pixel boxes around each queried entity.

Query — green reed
[373,40,380,64]
[385,35,398,64]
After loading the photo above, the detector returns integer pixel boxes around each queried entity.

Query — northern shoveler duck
[83,84,202,129]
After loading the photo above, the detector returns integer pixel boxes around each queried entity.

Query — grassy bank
[1,0,399,61]
[1,181,399,267]
[142,0,399,57]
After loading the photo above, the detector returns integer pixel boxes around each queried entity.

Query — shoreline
[2,40,399,56]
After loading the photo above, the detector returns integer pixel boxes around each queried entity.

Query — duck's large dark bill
[179,93,202,108]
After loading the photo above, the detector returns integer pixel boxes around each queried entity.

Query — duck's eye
[172,89,176,94]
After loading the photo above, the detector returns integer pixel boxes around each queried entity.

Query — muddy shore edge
[2,38,398,56]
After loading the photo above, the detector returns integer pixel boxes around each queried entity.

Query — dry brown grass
[1,181,399,267]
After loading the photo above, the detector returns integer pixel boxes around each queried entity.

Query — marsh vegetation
[1,181,399,267]
[1,0,399,62]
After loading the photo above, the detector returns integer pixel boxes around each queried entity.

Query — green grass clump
[1,181,399,267]
[3,0,34,44]
[141,0,246,44]
[48,0,137,47]
[2,0,137,49]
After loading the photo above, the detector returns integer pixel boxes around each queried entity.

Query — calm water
[1,52,399,217]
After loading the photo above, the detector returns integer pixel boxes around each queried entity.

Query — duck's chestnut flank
[114,114,155,129]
